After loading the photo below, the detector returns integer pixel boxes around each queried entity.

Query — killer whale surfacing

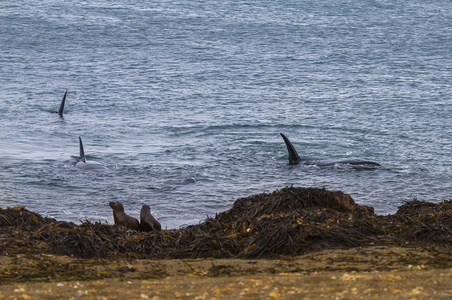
[280,133,302,165]
[58,91,67,117]
[280,133,381,168]
[71,137,109,172]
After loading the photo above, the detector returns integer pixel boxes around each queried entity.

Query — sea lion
[109,201,140,231]
[140,204,161,232]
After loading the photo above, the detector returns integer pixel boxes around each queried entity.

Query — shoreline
[1,246,451,299]
[1,186,451,298]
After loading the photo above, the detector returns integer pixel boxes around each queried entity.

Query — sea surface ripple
[0,0,450,228]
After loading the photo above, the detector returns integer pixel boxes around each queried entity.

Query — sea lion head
[109,201,124,212]
[141,204,151,213]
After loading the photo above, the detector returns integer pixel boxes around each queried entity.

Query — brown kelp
[0,187,450,259]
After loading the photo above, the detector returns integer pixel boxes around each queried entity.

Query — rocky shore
[1,187,451,299]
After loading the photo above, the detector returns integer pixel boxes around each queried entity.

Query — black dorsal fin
[58,91,67,117]
[78,136,86,162]
[280,133,301,165]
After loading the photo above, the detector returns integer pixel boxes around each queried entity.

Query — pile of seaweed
[0,187,450,259]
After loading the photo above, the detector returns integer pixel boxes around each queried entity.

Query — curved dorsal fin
[280,133,301,165]
[58,90,67,117]
[78,136,86,162]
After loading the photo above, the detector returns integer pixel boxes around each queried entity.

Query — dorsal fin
[280,133,301,165]
[78,136,86,162]
[58,91,67,117]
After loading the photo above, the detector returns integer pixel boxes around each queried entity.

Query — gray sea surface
[0,0,450,228]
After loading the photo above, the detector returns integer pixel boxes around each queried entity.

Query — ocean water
[0,0,450,229]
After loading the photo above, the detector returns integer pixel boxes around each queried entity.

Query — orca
[58,91,67,117]
[71,137,109,171]
[280,133,381,168]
